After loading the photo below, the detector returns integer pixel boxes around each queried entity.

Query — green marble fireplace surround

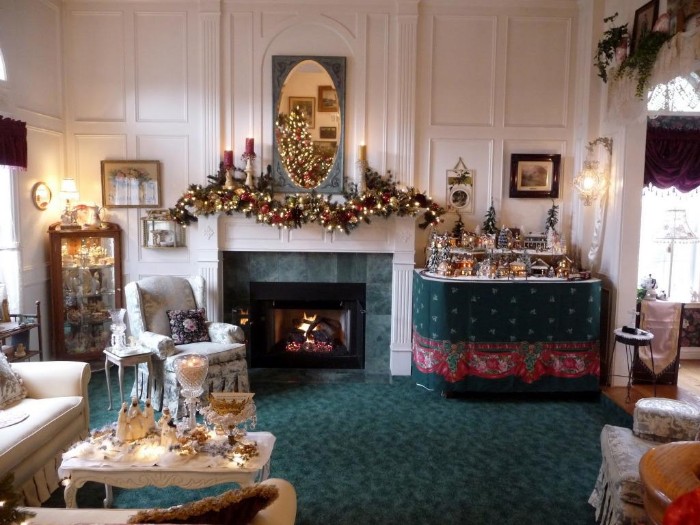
[222,252,393,375]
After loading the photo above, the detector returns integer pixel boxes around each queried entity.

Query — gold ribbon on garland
[170,166,445,234]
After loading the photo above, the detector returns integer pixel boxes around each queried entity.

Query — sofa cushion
[168,309,210,345]
[0,396,84,475]
[0,353,27,408]
[600,424,655,506]
[127,483,279,524]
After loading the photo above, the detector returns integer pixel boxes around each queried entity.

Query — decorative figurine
[143,398,156,432]
[116,403,129,442]
[161,419,178,448]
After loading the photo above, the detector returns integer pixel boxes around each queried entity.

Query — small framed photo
[317,85,338,112]
[319,126,337,139]
[288,96,315,128]
[101,160,161,208]
[313,141,337,158]
[631,0,659,54]
[509,154,560,199]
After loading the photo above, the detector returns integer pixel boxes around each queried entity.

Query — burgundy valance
[645,126,700,192]
[0,116,27,169]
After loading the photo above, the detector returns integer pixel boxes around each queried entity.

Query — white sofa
[0,360,90,506]
[24,478,297,525]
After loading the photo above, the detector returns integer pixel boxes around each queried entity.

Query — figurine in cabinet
[48,222,122,361]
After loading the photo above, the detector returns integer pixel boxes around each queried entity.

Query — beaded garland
[169,165,445,234]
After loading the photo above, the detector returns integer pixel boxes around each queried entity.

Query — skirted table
[412,271,601,394]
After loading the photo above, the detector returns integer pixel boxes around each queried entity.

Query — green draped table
[412,270,601,394]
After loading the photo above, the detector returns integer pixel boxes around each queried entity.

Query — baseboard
[681,347,700,360]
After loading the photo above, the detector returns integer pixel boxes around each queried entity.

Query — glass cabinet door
[49,222,122,360]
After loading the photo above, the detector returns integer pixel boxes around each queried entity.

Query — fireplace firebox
[249,282,366,369]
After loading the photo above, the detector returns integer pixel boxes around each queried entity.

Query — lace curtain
[0,116,27,169]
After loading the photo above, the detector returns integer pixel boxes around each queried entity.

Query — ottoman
[633,397,700,443]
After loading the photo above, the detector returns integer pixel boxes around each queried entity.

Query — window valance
[645,125,700,192]
[0,116,27,169]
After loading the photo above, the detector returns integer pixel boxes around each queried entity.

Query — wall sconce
[573,137,613,206]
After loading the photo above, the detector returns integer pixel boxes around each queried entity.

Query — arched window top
[0,48,6,81]
[648,75,700,112]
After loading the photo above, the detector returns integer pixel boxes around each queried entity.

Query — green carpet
[44,367,632,524]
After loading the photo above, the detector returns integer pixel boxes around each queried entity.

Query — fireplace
[249,282,365,369]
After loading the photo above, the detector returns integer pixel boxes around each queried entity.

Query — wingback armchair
[125,275,249,416]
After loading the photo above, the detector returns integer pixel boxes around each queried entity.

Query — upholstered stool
[589,424,654,525]
[633,397,700,443]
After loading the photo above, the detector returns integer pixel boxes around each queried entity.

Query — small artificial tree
[544,200,559,234]
[0,473,35,525]
[482,200,498,235]
[451,215,464,238]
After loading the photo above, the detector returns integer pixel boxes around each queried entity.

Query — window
[0,166,21,312]
[0,48,6,81]
[638,186,700,301]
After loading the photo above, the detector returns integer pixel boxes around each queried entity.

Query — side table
[613,328,655,402]
[104,348,154,410]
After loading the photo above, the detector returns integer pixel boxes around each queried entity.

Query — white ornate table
[58,431,275,508]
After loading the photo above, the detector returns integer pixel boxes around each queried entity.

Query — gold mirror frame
[31,181,52,210]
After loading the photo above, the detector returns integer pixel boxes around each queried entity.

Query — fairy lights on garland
[169,165,445,234]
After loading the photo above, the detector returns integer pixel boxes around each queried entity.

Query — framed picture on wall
[317,85,339,112]
[319,126,337,139]
[631,0,660,54]
[288,96,315,128]
[101,160,161,208]
[509,154,560,199]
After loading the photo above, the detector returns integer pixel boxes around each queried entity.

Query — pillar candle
[245,138,255,155]
[223,150,234,168]
[358,145,367,161]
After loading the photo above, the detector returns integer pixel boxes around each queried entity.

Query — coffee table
[58,431,275,508]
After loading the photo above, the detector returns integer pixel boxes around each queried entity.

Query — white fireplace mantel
[193,214,417,376]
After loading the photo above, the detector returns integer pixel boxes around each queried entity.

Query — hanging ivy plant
[594,12,629,83]
[616,31,671,98]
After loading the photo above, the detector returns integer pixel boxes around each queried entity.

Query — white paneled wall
[3,0,598,361]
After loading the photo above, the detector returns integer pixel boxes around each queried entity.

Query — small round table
[613,328,655,402]
[103,347,154,410]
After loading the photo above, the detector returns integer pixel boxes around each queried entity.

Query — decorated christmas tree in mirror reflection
[276,107,333,189]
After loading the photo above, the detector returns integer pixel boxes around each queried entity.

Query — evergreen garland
[170,166,445,234]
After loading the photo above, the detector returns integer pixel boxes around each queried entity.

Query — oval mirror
[272,56,346,193]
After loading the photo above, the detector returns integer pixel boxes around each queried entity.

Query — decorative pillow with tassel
[127,484,279,525]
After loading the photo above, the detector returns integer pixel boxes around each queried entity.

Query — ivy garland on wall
[169,164,445,234]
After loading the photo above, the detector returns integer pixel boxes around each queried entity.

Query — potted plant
[595,12,629,83]
[616,30,671,98]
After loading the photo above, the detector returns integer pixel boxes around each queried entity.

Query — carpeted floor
[44,367,632,524]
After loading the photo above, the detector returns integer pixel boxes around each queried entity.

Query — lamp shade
[654,209,699,243]
[60,178,79,203]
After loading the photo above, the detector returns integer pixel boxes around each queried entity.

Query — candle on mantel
[358,144,367,161]
[223,150,234,168]
[245,138,255,155]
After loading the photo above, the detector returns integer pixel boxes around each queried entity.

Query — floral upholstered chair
[125,275,249,416]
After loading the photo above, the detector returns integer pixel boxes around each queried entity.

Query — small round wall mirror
[32,182,52,210]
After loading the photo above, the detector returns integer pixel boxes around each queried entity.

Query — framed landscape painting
[288,96,315,129]
[509,154,560,199]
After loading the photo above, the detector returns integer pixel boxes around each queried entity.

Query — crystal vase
[174,354,209,430]
[109,308,127,350]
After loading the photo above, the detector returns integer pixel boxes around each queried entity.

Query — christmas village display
[62,394,260,470]
[426,200,590,281]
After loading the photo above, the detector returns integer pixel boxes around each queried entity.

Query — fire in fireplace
[249,282,365,369]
